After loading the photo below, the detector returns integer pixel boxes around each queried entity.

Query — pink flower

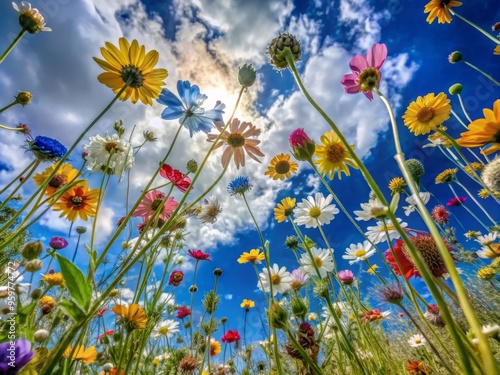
[340,43,388,101]
[177,307,191,319]
[288,128,316,161]
[160,164,192,192]
[431,205,450,223]
[446,196,466,207]
[289,128,311,148]
[338,269,355,285]
[188,249,211,261]
[49,236,68,250]
[132,190,178,221]
[169,270,184,286]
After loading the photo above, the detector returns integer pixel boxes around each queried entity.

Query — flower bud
[187,159,198,174]
[448,51,463,64]
[289,128,315,161]
[143,130,157,142]
[41,304,52,315]
[268,33,301,70]
[238,63,257,87]
[15,91,32,106]
[405,159,425,185]
[189,285,198,293]
[290,295,308,321]
[49,236,68,250]
[221,317,228,324]
[313,279,330,299]
[103,363,114,372]
[24,259,43,272]
[448,83,463,95]
[76,226,87,234]
[34,329,49,342]
[21,240,44,260]
[268,302,288,330]
[213,268,223,277]
[113,120,125,137]
[30,288,42,300]
[284,236,299,250]
[109,289,120,298]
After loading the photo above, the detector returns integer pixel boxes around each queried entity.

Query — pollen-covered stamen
[227,133,246,148]
[48,174,67,189]
[158,326,169,335]
[354,249,367,257]
[326,143,346,163]
[120,65,144,89]
[271,274,281,285]
[69,196,83,208]
[358,67,380,92]
[417,107,436,123]
[314,256,323,268]
[308,207,322,218]
[105,141,125,153]
[274,160,291,174]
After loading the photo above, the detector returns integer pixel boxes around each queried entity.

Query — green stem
[0,29,27,64]
[0,101,18,114]
[463,60,500,87]
[455,180,497,224]
[456,96,472,124]
[448,8,500,45]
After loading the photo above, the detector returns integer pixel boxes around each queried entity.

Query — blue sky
[1,0,499,344]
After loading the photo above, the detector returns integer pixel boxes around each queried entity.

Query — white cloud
[224,294,233,300]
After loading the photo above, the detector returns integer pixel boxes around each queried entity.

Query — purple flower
[446,196,466,207]
[49,236,68,250]
[0,339,34,375]
[338,270,355,285]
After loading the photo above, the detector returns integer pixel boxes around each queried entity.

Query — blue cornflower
[28,136,67,162]
[228,176,252,196]
[157,80,225,137]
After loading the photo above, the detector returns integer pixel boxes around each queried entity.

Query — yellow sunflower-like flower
[388,177,406,194]
[313,130,358,179]
[112,303,148,330]
[367,264,379,275]
[464,162,484,175]
[64,345,97,364]
[39,296,55,307]
[403,92,451,135]
[456,99,500,155]
[240,299,255,309]
[41,273,64,287]
[237,249,265,264]
[210,339,221,357]
[52,184,99,222]
[274,197,296,223]
[264,153,298,180]
[32,163,82,197]
[424,0,462,24]
[435,168,458,184]
[93,37,169,105]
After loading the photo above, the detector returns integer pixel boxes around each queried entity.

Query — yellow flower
[112,303,148,330]
[464,162,484,175]
[52,184,99,222]
[435,168,458,184]
[477,267,496,280]
[93,37,168,105]
[313,130,358,179]
[478,189,500,199]
[424,0,462,24]
[457,99,500,155]
[264,153,298,180]
[32,163,82,197]
[273,197,296,223]
[495,46,500,56]
[210,339,221,356]
[41,273,64,286]
[153,357,160,366]
[403,92,451,135]
[64,345,97,364]
[388,177,406,194]
[367,264,379,275]
[39,296,55,307]
[240,299,255,309]
[237,249,265,264]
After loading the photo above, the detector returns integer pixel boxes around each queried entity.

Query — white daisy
[293,193,339,228]
[476,246,497,259]
[299,247,334,278]
[12,1,52,32]
[476,232,499,246]
[365,218,407,244]
[308,313,317,321]
[353,197,388,221]
[151,319,180,339]
[408,333,426,347]
[342,241,376,265]
[403,192,430,216]
[258,263,292,296]
[84,133,135,179]
[197,196,222,224]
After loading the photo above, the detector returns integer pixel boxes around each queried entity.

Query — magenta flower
[159,164,192,193]
[446,196,466,207]
[289,128,311,148]
[188,249,211,261]
[49,236,68,250]
[177,306,191,319]
[132,190,178,221]
[288,128,316,161]
[340,43,387,101]
[338,269,355,285]
[169,270,184,287]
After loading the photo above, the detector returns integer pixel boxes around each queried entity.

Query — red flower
[177,307,191,319]
[446,196,466,207]
[222,329,241,343]
[431,205,450,224]
[360,309,386,323]
[97,308,108,317]
[160,164,192,193]
[97,329,115,340]
[169,270,184,287]
[188,249,211,261]
[385,240,416,279]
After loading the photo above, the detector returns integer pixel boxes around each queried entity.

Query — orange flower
[424,0,462,24]
[52,184,99,221]
[64,345,97,363]
[112,304,147,330]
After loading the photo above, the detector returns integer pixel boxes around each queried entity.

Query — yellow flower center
[308,207,322,218]
[354,249,367,257]
[290,280,302,290]
[358,67,379,92]
[314,256,323,268]
[227,133,245,148]
[69,196,84,207]
[120,65,144,89]
[49,174,67,189]
[415,339,421,344]
[326,143,346,163]
[274,160,291,174]
[271,274,281,285]
[105,141,124,153]
[158,326,169,335]
[417,107,435,123]
[494,130,500,143]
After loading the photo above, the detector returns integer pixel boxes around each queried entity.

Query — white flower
[12,2,52,33]
[197,196,222,224]
[293,193,339,228]
[365,218,407,244]
[152,319,180,338]
[353,197,388,221]
[84,133,135,179]
[408,334,426,347]
[476,246,497,259]
[299,247,334,278]
[403,192,430,216]
[476,232,498,246]
[482,324,500,337]
[308,313,317,321]
[342,241,376,265]
[258,263,292,296]
[0,298,14,321]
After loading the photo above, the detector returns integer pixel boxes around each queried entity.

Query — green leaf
[59,299,86,322]
[55,254,92,312]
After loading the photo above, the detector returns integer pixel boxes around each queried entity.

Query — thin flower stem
[0,159,37,196]
[448,184,489,231]
[285,326,323,374]
[463,60,500,87]
[456,95,473,123]
[0,160,39,210]
[448,8,500,45]
[0,29,27,64]
[455,179,496,224]
[189,260,200,352]
[0,101,18,114]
